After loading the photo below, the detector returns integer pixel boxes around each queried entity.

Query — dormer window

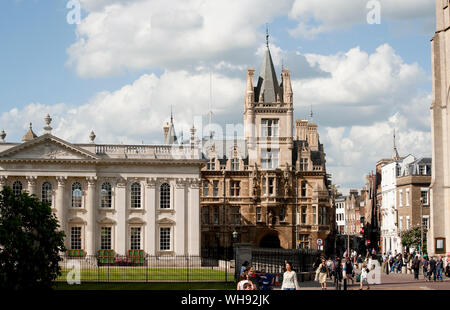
[231,158,239,171]
[261,149,278,169]
[207,158,216,170]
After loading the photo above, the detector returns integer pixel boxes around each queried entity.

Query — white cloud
[69,0,292,77]
[1,71,244,144]
[288,0,434,38]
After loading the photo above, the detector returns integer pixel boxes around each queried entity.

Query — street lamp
[232,230,238,242]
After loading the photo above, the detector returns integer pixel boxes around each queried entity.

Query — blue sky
[0,0,436,193]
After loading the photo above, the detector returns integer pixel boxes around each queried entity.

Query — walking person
[258,269,274,290]
[436,256,444,282]
[422,256,430,281]
[343,258,355,287]
[359,263,370,290]
[334,257,343,290]
[316,258,329,290]
[281,262,300,290]
[326,257,333,280]
[429,257,437,282]
[412,255,421,280]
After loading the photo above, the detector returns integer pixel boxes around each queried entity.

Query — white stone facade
[0,133,203,256]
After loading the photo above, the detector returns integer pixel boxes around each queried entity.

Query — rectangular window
[419,165,426,175]
[203,181,209,196]
[312,206,317,225]
[280,207,286,222]
[421,190,429,205]
[130,227,141,250]
[399,216,403,231]
[261,119,279,137]
[213,207,219,225]
[300,158,308,171]
[230,181,240,197]
[202,207,210,225]
[435,238,446,253]
[399,190,403,207]
[261,149,279,169]
[298,234,309,249]
[101,227,112,250]
[319,207,327,225]
[207,158,216,170]
[301,206,307,224]
[256,207,262,223]
[406,216,410,230]
[160,227,171,251]
[301,181,307,197]
[406,189,410,206]
[268,178,274,196]
[422,216,429,229]
[230,206,241,225]
[71,227,82,250]
[262,178,267,195]
[213,181,219,197]
[231,158,239,171]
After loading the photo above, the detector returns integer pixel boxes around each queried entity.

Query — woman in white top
[359,263,370,290]
[237,273,256,290]
[281,262,300,290]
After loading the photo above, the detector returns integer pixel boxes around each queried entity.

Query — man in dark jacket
[429,257,437,282]
[412,255,420,280]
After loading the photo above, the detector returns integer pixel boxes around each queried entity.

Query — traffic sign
[316,238,323,246]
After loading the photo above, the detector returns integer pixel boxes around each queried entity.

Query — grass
[53,282,236,290]
[57,267,235,282]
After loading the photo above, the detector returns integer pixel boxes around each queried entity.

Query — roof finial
[393,129,400,160]
[170,105,173,123]
[266,23,269,48]
[44,114,53,134]
[310,104,314,123]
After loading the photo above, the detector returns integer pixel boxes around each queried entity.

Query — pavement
[275,272,450,290]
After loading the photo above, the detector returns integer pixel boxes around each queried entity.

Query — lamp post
[232,230,238,242]
[420,197,424,255]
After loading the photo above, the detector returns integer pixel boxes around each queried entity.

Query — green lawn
[58,267,235,282]
[53,282,236,290]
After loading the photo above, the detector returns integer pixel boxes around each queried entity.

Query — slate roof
[255,47,281,103]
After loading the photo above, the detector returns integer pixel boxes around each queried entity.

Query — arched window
[101,182,112,208]
[42,182,53,206]
[130,182,141,209]
[12,181,22,196]
[72,182,83,208]
[160,183,170,209]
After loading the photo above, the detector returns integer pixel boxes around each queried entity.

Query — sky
[0,0,436,194]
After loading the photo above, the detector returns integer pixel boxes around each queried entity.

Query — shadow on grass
[53,282,236,290]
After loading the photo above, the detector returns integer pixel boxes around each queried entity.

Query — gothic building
[199,40,333,252]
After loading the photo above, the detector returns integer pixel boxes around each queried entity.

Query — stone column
[116,178,127,256]
[188,178,201,256]
[175,178,186,255]
[26,176,37,196]
[145,178,157,255]
[86,177,97,256]
[55,177,67,245]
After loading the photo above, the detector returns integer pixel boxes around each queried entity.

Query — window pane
[101,227,111,250]
[130,227,141,250]
[71,227,82,250]
[101,183,112,208]
[160,227,171,251]
[160,183,170,209]
[72,182,83,208]
[13,181,22,195]
[131,183,141,209]
[42,182,52,206]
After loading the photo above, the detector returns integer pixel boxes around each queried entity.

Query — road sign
[316,238,323,246]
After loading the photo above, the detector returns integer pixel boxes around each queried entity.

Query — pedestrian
[316,258,329,290]
[247,267,259,290]
[281,262,300,290]
[334,257,343,290]
[371,248,376,259]
[429,256,437,282]
[326,257,333,279]
[359,263,370,290]
[436,256,444,282]
[343,258,355,286]
[422,256,430,281]
[412,255,420,280]
[357,255,363,269]
[237,273,256,290]
[258,269,274,290]
[240,261,249,275]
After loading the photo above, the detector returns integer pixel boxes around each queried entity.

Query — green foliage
[400,225,427,251]
[0,187,66,290]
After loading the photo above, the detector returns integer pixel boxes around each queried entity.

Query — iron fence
[250,248,321,275]
[57,254,234,283]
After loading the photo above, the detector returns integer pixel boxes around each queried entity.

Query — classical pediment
[156,217,176,225]
[0,134,98,161]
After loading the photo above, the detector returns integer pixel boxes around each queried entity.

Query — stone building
[0,116,204,257]
[429,0,450,256]
[200,40,332,252]
[396,158,431,251]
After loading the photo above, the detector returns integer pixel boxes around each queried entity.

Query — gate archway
[259,233,281,248]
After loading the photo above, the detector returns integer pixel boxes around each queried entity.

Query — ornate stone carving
[146,177,157,188]
[189,178,201,189]
[86,176,97,187]
[176,178,186,189]
[56,176,67,186]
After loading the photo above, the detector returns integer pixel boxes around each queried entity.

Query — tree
[0,187,65,290]
[400,225,427,252]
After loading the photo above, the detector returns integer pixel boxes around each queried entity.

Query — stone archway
[259,233,281,248]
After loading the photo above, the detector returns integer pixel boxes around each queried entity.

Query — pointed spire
[393,129,400,160]
[256,26,281,103]
[164,110,178,145]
